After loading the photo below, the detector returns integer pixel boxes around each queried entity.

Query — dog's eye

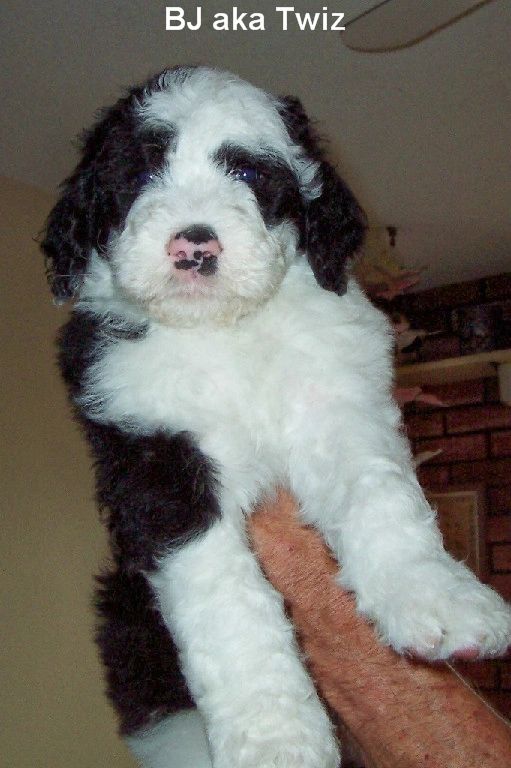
[229,167,261,184]
[133,170,155,188]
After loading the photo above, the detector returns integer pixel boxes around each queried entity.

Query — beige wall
[1,177,135,767]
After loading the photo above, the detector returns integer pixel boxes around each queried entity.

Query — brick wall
[393,273,511,361]
[394,274,511,720]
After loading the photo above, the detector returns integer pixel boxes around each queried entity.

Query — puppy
[42,66,511,768]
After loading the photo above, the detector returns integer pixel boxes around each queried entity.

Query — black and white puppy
[42,66,511,768]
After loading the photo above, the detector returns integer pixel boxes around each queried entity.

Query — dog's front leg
[289,399,511,661]
[149,512,340,768]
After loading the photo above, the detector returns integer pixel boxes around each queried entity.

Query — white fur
[148,515,340,768]
[77,68,511,768]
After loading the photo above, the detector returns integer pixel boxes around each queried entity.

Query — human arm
[249,490,511,768]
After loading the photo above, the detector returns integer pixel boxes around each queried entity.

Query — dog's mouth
[166,264,222,301]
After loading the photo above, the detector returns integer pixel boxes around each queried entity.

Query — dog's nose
[167,226,222,276]
[177,225,218,244]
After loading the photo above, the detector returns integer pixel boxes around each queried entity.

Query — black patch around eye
[214,143,306,243]
[138,125,175,167]
[215,145,271,182]
[91,122,175,249]
[112,126,174,193]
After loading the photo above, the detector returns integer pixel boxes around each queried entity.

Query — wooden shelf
[396,349,511,387]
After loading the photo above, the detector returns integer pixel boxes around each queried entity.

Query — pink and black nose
[167,226,222,277]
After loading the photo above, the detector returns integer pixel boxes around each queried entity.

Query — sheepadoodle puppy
[42,66,511,768]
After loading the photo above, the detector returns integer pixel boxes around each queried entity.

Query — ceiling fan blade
[343,0,496,52]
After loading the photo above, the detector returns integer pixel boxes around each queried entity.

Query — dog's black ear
[278,96,318,155]
[41,88,143,301]
[305,160,367,295]
[41,161,96,301]
[279,96,367,295]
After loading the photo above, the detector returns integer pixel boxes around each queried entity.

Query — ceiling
[1,0,509,289]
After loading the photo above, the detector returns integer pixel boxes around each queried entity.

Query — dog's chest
[83,320,285,443]
[81,274,388,450]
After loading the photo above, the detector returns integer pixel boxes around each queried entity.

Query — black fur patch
[306,160,367,295]
[58,310,148,398]
[58,308,220,732]
[40,70,185,300]
[86,422,220,572]
[278,96,367,295]
[95,568,195,736]
[59,310,220,572]
[86,423,219,732]
[215,144,306,245]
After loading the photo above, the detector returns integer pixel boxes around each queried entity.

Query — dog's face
[42,66,366,326]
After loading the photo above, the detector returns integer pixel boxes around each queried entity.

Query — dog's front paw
[209,696,340,768]
[370,558,511,661]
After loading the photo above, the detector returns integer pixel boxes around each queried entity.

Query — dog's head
[42,66,366,325]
